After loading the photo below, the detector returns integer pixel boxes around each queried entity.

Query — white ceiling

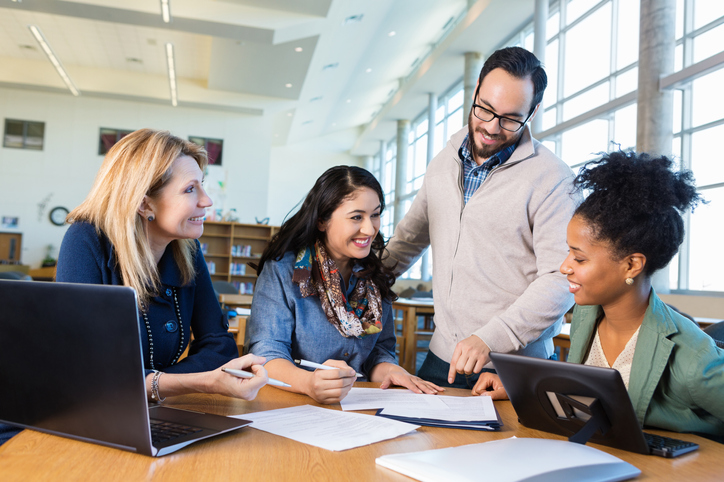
[0,0,534,155]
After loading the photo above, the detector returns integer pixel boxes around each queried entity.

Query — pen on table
[222,368,291,388]
[294,359,363,378]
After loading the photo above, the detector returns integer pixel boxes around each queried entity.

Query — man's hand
[447,335,491,384]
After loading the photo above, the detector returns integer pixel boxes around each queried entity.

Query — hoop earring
[625,277,634,286]
[148,215,155,222]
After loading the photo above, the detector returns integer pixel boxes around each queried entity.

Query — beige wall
[659,293,724,320]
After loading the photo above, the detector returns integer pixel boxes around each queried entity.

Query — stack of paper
[340,388,501,431]
[376,437,641,482]
[233,405,419,451]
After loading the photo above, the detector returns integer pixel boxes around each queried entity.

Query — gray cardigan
[386,126,578,364]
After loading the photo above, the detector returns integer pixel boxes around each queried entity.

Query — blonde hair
[69,128,209,306]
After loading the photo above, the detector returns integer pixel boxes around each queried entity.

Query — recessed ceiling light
[295,47,303,52]
[285,83,292,88]
[160,0,171,23]
[346,99,351,103]
[388,31,396,37]
[365,68,372,73]
[165,42,177,106]
[287,112,293,117]
[274,134,279,137]
[28,25,80,97]
[332,122,337,126]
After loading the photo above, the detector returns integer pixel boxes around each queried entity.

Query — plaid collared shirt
[459,134,519,204]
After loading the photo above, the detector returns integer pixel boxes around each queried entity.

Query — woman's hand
[375,363,444,394]
[471,372,508,399]
[305,360,357,404]
[210,354,269,401]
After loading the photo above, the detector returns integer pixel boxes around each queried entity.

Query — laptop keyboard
[150,419,203,444]
[643,432,699,458]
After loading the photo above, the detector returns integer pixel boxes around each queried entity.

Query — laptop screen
[0,280,153,453]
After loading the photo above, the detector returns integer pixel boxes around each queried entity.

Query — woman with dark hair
[476,151,724,438]
[247,166,442,404]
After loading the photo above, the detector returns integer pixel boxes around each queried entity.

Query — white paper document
[341,388,498,423]
[233,405,419,451]
[340,387,444,411]
[376,437,641,482]
[381,394,498,422]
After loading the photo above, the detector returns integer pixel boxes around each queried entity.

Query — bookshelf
[199,221,278,294]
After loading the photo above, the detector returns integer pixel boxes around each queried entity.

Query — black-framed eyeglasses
[472,104,533,133]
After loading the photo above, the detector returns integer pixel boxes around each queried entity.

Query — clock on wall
[49,206,69,226]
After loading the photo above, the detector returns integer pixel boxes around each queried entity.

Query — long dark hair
[257,166,398,302]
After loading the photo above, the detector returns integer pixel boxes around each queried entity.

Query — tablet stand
[553,393,611,445]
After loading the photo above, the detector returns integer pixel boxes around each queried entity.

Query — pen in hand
[294,359,363,378]
[222,368,292,388]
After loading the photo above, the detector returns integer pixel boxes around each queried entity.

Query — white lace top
[583,326,641,390]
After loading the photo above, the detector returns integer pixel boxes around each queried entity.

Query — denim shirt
[247,251,397,380]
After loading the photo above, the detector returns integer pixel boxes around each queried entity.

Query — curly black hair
[573,151,702,276]
[257,166,398,302]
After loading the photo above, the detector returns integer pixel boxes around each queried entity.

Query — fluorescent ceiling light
[28,25,79,96]
[165,42,177,107]
[160,0,172,23]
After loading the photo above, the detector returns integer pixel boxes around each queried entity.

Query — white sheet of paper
[233,405,419,451]
[340,387,448,411]
[380,394,498,422]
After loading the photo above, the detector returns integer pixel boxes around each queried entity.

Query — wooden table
[392,298,435,373]
[217,293,253,308]
[28,266,56,281]
[0,383,720,481]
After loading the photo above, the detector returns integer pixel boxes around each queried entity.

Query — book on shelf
[231,244,252,257]
[231,281,254,294]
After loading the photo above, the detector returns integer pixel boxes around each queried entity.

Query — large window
[375,83,464,281]
[376,0,724,293]
[670,0,724,291]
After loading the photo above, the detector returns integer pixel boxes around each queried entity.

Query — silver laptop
[0,279,251,456]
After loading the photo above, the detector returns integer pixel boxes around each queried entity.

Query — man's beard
[467,110,523,162]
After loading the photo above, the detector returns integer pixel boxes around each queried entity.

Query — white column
[531,0,549,135]
[637,0,676,293]
[464,52,482,122]
[421,94,438,280]
[394,120,410,227]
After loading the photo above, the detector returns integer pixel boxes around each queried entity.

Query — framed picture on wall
[189,136,223,166]
[98,128,133,155]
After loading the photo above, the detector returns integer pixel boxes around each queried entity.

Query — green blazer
[568,289,724,436]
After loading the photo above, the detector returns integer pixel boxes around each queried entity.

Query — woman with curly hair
[246,166,442,404]
[477,151,724,438]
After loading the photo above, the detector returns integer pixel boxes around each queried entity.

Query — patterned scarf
[293,241,383,338]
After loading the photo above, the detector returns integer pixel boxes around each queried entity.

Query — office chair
[703,322,724,349]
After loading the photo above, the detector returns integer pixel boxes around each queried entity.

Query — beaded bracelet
[151,370,166,403]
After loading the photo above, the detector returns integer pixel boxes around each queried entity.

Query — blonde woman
[57,128,268,402]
